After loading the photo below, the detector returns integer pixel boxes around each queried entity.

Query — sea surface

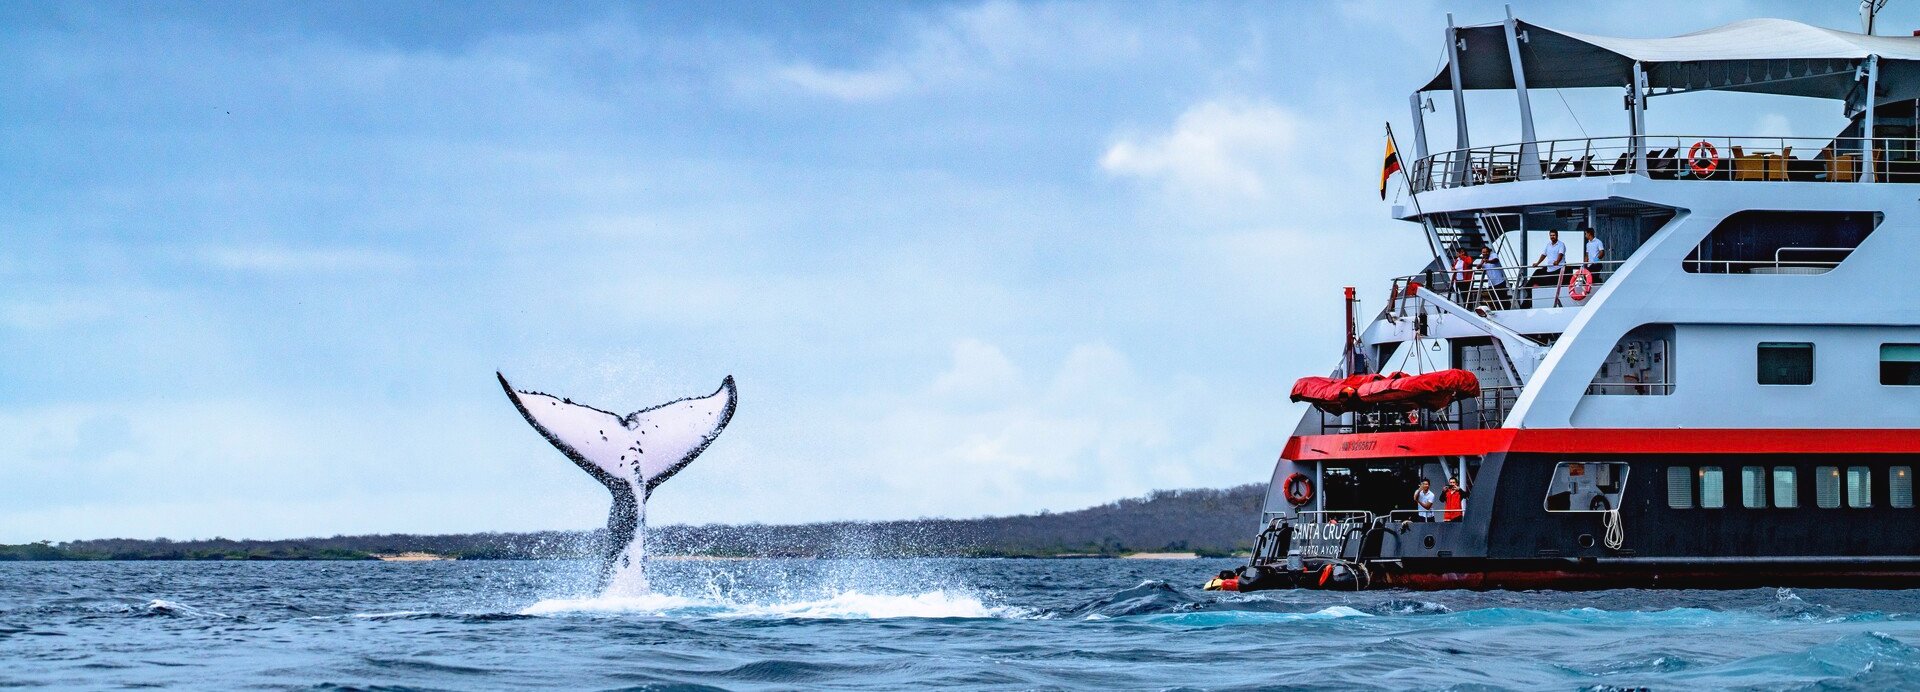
[7,558,1920,690]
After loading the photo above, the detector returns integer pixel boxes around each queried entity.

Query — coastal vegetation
[0,484,1263,561]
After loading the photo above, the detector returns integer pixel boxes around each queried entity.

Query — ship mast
[1863,0,1889,35]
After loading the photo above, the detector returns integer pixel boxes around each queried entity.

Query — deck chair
[1767,146,1792,181]
[1830,153,1860,182]
[1730,146,1767,181]
[1607,152,1632,174]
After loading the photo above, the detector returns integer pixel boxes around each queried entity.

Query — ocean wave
[519,589,1014,620]
[135,599,229,619]
[1119,605,1373,626]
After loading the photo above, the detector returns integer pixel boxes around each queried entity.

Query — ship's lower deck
[1234,437,1920,591]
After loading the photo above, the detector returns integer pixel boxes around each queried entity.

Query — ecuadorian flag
[1379,134,1402,199]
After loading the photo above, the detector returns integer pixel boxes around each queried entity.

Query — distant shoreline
[0,552,1244,562]
[1,485,1262,562]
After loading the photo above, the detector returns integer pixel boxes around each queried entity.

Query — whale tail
[498,372,735,590]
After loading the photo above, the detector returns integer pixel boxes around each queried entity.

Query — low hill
[1,484,1267,561]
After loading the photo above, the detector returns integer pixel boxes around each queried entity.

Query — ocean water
[7,558,1920,690]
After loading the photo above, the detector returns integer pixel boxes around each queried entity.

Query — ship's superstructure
[1226,11,1920,591]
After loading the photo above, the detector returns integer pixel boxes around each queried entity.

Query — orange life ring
[1687,141,1719,177]
[1283,472,1314,506]
[1569,268,1595,301]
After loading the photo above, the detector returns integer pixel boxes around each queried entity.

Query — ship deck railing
[1682,250,1849,275]
[1412,135,1920,193]
[1308,383,1525,435]
[1388,260,1628,315]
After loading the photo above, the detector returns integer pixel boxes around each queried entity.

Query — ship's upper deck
[1401,14,1920,207]
[1297,12,1920,440]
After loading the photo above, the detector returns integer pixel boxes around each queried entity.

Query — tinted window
[1884,344,1920,386]
[1895,467,1914,509]
[1700,466,1726,509]
[1759,343,1814,385]
[1848,466,1873,508]
[1742,466,1767,508]
[1816,466,1841,508]
[1667,467,1693,509]
[1773,467,1798,508]
[1683,210,1881,274]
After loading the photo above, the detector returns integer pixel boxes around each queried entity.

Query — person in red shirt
[1442,476,1469,521]
[1451,248,1474,300]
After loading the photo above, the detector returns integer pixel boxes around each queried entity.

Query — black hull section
[1240,449,1920,591]
[1230,559,1920,592]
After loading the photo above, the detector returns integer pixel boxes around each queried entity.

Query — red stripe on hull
[1378,568,1920,591]
[1283,428,1920,460]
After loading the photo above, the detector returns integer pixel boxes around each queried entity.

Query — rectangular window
[1884,344,1920,386]
[1816,466,1841,508]
[1894,467,1914,509]
[1700,466,1726,508]
[1742,466,1767,508]
[1773,467,1799,508]
[1848,466,1873,508]
[1667,467,1693,508]
[1759,343,1814,385]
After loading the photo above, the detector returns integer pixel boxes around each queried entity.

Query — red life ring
[1687,141,1719,177]
[1283,472,1314,506]
[1569,268,1595,301]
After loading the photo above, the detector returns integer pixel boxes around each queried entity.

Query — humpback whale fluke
[497,372,736,595]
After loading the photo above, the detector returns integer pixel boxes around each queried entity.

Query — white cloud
[772,339,1265,521]
[927,338,1022,406]
[771,64,914,101]
[1100,98,1303,205]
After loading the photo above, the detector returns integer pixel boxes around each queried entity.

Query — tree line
[0,484,1266,561]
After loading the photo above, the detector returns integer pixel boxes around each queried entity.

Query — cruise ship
[1213,7,1920,591]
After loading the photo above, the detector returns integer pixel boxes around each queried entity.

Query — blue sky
[2,0,1906,541]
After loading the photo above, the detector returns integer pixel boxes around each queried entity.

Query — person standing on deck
[1583,226,1608,281]
[1478,245,1508,310]
[1414,479,1437,522]
[1531,229,1568,285]
[1451,248,1474,302]
[1443,477,1469,522]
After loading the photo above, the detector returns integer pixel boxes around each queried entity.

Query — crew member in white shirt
[1583,226,1607,280]
[1531,229,1568,287]
[1477,245,1508,310]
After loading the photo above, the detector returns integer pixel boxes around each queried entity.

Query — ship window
[1773,467,1798,508]
[1700,466,1726,509]
[1815,466,1841,508]
[1884,344,1920,386]
[1682,210,1880,275]
[1758,343,1814,385]
[1543,462,1630,512]
[1893,467,1914,508]
[1667,466,1693,508]
[1587,325,1674,395]
[1848,466,1873,508]
[1741,466,1767,508]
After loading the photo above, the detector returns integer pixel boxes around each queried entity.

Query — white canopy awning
[1421,18,1920,105]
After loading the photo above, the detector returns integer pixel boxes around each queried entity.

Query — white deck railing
[1412,135,1920,192]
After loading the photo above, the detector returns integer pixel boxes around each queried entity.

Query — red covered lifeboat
[1289,369,1480,415]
